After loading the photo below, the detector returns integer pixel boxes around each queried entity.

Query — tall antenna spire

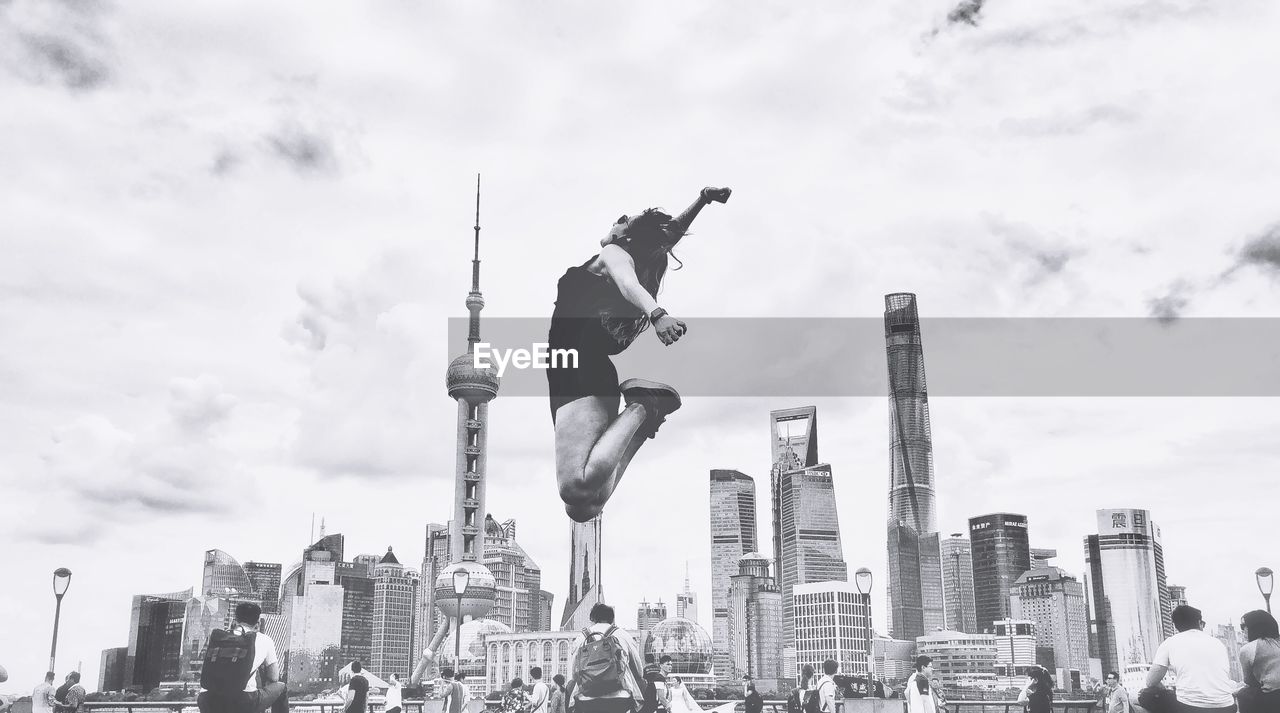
[466,173,485,350]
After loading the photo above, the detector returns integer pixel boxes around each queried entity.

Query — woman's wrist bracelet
[649,307,668,321]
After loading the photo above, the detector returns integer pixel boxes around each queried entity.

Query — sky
[3,0,1280,695]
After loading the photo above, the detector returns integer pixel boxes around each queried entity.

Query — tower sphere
[446,353,499,403]
[434,560,497,620]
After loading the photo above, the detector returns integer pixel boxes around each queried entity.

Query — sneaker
[619,378,682,438]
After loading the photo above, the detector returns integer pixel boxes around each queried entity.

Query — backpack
[573,626,627,697]
[786,688,803,713]
[200,628,257,696]
[804,680,831,713]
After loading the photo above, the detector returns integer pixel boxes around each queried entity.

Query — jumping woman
[547,186,731,522]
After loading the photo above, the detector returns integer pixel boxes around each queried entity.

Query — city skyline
[6,0,1280,695]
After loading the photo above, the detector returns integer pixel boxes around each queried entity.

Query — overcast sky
[4,0,1280,695]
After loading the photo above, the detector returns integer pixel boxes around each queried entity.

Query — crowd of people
[10,600,1278,713]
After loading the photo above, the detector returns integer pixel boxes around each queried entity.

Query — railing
[81,701,486,713]
[80,698,1097,713]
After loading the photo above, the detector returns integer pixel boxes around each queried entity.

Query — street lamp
[453,569,471,666]
[50,568,73,672]
[854,568,874,696]
[1257,567,1274,613]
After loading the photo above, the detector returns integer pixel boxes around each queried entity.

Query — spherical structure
[455,617,512,661]
[643,617,713,675]
[434,560,497,621]
[446,353,500,403]
[737,552,771,577]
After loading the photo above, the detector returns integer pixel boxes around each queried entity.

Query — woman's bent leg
[555,395,652,522]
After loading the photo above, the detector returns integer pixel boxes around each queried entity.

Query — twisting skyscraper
[884,293,945,641]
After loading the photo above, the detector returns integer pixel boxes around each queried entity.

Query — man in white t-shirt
[198,602,286,713]
[1146,605,1239,713]
[33,672,57,713]
[529,667,550,713]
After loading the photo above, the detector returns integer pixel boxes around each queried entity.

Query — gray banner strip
[447,318,1280,397]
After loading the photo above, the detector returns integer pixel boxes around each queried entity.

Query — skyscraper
[335,560,374,672]
[711,469,757,683]
[770,406,847,679]
[677,562,698,623]
[535,590,556,631]
[1084,508,1172,673]
[637,601,668,633]
[727,553,784,693]
[100,647,127,692]
[202,549,257,600]
[484,516,543,633]
[941,534,977,633]
[1168,584,1188,609]
[884,293,945,641]
[244,561,283,614]
[420,523,451,653]
[561,516,603,630]
[1010,567,1090,674]
[969,513,1031,633]
[124,589,191,691]
[371,547,418,678]
[281,543,345,686]
[793,581,872,680]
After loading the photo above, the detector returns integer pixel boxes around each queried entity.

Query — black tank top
[550,257,644,354]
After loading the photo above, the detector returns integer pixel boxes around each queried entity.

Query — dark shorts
[547,318,625,422]
[1176,703,1237,713]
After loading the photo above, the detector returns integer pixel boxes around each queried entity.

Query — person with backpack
[640,657,671,713]
[197,602,285,713]
[503,678,532,713]
[550,675,568,713]
[343,662,369,713]
[1017,667,1054,713]
[743,679,764,713]
[569,603,647,713]
[530,668,552,713]
[787,665,816,713]
[806,660,838,713]
[905,656,937,713]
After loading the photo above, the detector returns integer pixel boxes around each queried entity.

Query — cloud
[1,0,113,90]
[13,376,243,543]
[284,253,458,481]
[1234,223,1280,275]
[948,0,985,26]
[1147,280,1193,323]
[264,121,339,174]
[984,214,1083,285]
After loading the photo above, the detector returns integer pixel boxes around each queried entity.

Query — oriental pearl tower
[414,175,499,678]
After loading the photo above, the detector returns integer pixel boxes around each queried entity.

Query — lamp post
[453,569,471,666]
[1257,567,1274,613]
[50,568,73,672]
[854,568,874,696]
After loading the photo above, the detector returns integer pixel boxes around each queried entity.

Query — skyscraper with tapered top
[770,407,847,680]
[884,293,945,641]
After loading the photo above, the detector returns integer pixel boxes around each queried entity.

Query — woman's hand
[654,315,687,345]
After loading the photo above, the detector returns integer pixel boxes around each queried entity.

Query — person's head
[914,655,933,674]
[68,672,81,684]
[604,209,682,293]
[1171,605,1204,632]
[672,676,684,687]
[234,601,263,627]
[553,674,565,688]
[823,659,838,676]
[441,667,456,680]
[390,674,398,684]
[1105,672,1120,688]
[351,661,362,674]
[589,603,616,625]
[510,678,524,690]
[660,655,673,673]
[931,678,941,688]
[45,672,55,683]
[455,672,465,682]
[801,664,815,682]
[1242,610,1280,642]
[530,667,543,681]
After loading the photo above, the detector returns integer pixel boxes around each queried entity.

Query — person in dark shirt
[343,662,369,713]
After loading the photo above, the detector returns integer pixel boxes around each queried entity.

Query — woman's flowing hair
[1243,609,1280,642]
[600,208,676,345]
